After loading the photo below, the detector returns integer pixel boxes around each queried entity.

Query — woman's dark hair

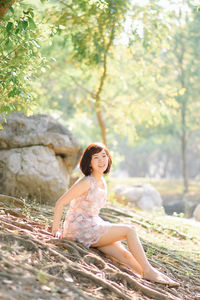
[80,142,112,176]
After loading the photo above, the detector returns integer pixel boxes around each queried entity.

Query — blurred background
[0,0,200,217]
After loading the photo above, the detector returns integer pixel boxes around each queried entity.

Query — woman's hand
[52,228,63,239]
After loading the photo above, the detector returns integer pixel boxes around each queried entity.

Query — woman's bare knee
[91,224,131,247]
[126,225,137,236]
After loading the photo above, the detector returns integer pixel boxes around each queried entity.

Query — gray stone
[0,146,69,203]
[163,200,185,215]
[114,183,162,211]
[193,204,200,221]
[0,113,82,204]
[0,112,81,172]
[183,200,197,218]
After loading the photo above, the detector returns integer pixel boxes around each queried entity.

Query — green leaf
[5,37,11,47]
[6,22,13,33]
[9,6,14,14]
[0,105,11,113]
[28,17,36,30]
[22,20,28,30]
[32,40,40,48]
[29,11,34,18]
[15,21,23,34]
[8,89,16,97]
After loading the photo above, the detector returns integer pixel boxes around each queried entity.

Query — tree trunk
[0,0,15,18]
[181,104,188,193]
[94,19,115,146]
[94,51,108,146]
[175,33,189,194]
[96,107,107,146]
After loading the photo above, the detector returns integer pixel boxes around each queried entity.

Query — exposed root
[68,263,133,300]
[0,201,199,300]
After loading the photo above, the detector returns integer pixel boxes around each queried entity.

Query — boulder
[193,204,200,221]
[0,113,82,204]
[0,112,81,173]
[163,200,185,215]
[182,193,200,218]
[114,184,162,211]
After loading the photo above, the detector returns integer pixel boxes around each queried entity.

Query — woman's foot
[143,267,179,287]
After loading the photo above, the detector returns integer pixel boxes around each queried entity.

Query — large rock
[114,184,163,211]
[163,200,185,215]
[0,113,82,204]
[193,204,200,221]
[0,112,81,172]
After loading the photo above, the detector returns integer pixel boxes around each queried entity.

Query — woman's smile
[91,150,109,173]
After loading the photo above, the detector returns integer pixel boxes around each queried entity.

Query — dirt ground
[0,196,200,300]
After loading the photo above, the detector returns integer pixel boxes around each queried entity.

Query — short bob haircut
[80,142,112,176]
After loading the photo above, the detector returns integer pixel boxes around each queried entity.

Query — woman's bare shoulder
[72,176,91,190]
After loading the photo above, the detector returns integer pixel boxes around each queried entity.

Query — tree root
[108,272,180,300]
[68,263,133,300]
[82,254,107,270]
[0,203,199,300]
[0,233,39,252]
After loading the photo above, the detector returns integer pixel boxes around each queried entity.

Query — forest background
[0,2,200,299]
[0,0,200,195]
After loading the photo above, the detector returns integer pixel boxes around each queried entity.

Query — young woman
[52,142,179,286]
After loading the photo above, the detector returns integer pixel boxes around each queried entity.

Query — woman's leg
[98,241,143,276]
[92,224,152,274]
[91,224,179,286]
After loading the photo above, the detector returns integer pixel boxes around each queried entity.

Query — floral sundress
[63,175,112,248]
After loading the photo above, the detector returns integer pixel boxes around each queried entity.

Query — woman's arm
[52,177,90,236]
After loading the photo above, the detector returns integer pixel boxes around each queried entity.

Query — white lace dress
[63,175,112,248]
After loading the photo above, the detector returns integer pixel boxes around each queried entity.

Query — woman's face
[90,149,109,174]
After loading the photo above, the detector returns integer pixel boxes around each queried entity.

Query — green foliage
[0,2,46,117]
[47,0,129,66]
[0,0,199,182]
[38,0,172,145]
